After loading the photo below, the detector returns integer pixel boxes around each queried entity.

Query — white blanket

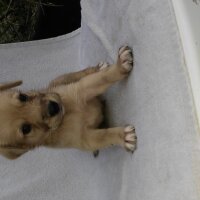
[0,0,200,199]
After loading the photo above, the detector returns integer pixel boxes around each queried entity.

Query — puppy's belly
[84,98,103,129]
[46,98,104,148]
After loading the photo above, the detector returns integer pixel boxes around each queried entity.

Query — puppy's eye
[19,93,29,102]
[21,123,32,135]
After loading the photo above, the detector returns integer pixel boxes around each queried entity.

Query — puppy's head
[0,81,64,159]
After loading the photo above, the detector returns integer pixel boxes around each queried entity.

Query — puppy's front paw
[124,125,137,153]
[118,46,134,72]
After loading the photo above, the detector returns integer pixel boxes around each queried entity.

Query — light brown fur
[0,46,137,159]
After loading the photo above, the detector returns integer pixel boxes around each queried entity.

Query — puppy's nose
[48,101,60,117]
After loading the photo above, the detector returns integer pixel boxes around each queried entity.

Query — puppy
[0,46,137,159]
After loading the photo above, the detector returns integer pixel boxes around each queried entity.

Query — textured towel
[0,0,200,200]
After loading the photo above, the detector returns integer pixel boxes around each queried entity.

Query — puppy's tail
[0,80,22,91]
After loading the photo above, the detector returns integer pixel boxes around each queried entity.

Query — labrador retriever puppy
[0,46,137,159]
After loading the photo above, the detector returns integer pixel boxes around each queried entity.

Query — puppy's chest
[82,103,103,128]
[64,99,103,129]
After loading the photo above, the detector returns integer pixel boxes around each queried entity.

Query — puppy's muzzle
[48,101,60,117]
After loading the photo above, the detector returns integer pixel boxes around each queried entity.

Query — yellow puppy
[0,46,137,159]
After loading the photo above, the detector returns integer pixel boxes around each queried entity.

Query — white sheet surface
[0,0,200,200]
[80,0,200,199]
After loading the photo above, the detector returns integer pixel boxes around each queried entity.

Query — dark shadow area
[0,0,81,43]
[34,0,81,40]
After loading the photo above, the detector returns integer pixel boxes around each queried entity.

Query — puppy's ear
[0,148,28,160]
[0,80,22,91]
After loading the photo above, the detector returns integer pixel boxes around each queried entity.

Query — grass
[0,0,59,43]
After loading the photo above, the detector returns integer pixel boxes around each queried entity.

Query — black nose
[48,101,60,117]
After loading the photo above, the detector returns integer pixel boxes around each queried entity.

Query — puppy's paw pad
[124,125,137,153]
[118,46,134,72]
[98,62,109,71]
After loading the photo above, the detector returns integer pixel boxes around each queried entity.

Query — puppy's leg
[82,126,137,153]
[78,46,134,101]
[49,66,100,87]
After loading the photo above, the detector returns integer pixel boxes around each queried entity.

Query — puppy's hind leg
[82,126,137,153]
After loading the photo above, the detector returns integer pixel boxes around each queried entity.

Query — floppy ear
[0,148,28,160]
[0,80,22,91]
